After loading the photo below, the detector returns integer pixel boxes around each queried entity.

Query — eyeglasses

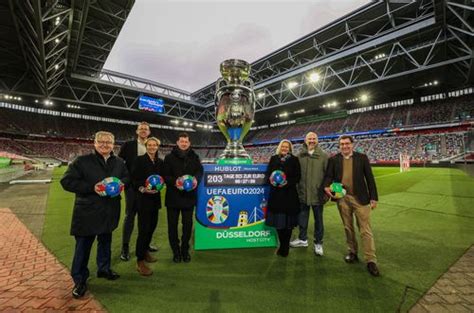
[96,141,113,145]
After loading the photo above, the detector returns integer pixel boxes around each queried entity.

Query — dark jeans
[71,233,112,285]
[296,203,324,244]
[277,228,292,256]
[167,207,193,253]
[122,187,138,246]
[136,205,159,261]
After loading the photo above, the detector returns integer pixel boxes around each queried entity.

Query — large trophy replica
[194,59,276,251]
[215,59,255,165]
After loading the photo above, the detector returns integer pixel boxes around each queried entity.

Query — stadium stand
[0,94,472,164]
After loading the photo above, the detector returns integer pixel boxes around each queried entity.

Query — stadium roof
[0,0,473,126]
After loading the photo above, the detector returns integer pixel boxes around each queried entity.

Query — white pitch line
[375,168,420,179]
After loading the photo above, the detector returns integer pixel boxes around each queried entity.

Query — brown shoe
[137,261,153,276]
[367,262,380,277]
[145,251,157,263]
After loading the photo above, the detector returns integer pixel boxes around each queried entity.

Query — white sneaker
[314,244,324,256]
[289,239,308,248]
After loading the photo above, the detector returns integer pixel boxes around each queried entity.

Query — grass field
[42,167,474,312]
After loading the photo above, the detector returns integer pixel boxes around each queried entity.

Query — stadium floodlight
[183,121,189,126]
[54,64,59,70]
[434,80,438,85]
[287,81,298,89]
[257,92,265,99]
[35,100,38,103]
[279,112,289,117]
[360,94,369,102]
[55,39,59,44]
[189,123,193,127]
[309,72,321,82]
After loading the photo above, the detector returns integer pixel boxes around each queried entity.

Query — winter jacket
[60,151,129,236]
[163,147,203,209]
[266,154,301,214]
[131,153,164,211]
[297,144,328,205]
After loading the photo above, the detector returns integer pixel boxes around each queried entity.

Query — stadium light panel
[360,94,369,102]
[309,72,321,82]
[257,92,265,99]
[287,81,298,89]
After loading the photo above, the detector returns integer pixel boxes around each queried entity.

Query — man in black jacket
[118,121,152,261]
[61,131,129,299]
[323,135,380,277]
[163,132,203,263]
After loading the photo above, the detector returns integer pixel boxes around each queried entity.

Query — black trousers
[122,187,138,246]
[136,205,159,261]
[71,233,111,285]
[167,207,193,253]
[277,228,292,256]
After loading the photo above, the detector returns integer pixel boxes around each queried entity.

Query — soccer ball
[145,174,164,191]
[96,177,124,197]
[176,175,197,192]
[330,182,347,199]
[269,170,287,187]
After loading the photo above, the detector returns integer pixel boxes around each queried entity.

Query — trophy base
[217,143,253,165]
[217,158,253,165]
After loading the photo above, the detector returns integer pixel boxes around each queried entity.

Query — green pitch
[42,167,474,312]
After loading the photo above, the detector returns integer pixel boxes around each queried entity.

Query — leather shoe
[367,262,380,277]
[344,252,359,263]
[145,251,157,263]
[97,270,120,280]
[276,249,288,257]
[182,250,191,263]
[173,252,182,263]
[72,282,87,299]
[137,261,153,276]
[148,245,158,252]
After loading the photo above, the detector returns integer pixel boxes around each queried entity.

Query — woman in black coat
[131,137,164,276]
[265,139,301,257]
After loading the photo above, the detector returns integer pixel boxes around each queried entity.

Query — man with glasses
[61,131,129,298]
[323,135,380,276]
[118,121,156,261]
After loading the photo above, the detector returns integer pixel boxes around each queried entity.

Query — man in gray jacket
[290,132,328,256]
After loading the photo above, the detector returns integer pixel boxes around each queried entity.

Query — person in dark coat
[163,132,203,263]
[323,135,380,277]
[265,139,301,257]
[131,137,164,276]
[118,121,152,261]
[60,131,129,299]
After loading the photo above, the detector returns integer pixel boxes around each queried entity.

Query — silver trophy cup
[215,59,255,161]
